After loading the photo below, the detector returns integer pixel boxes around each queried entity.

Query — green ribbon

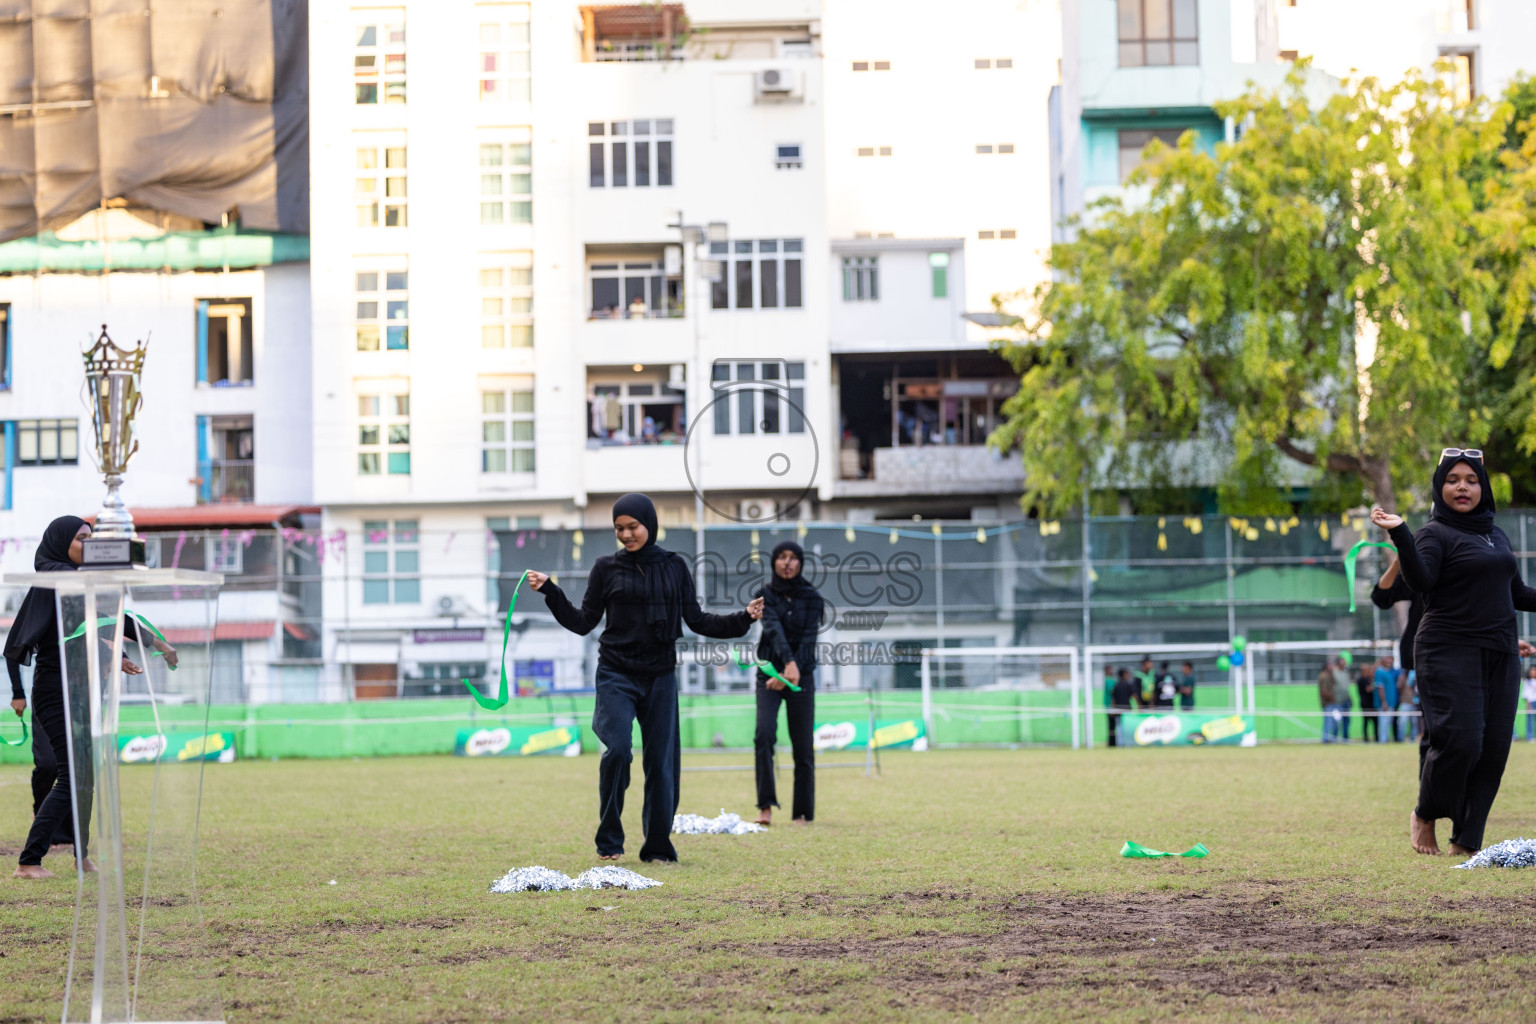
[59,612,174,669]
[733,650,802,692]
[463,570,528,711]
[1121,840,1209,859]
[2,715,26,748]
[1345,539,1398,612]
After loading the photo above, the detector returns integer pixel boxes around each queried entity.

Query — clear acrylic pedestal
[6,568,225,1024]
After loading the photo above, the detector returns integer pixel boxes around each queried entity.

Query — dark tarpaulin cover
[0,0,308,243]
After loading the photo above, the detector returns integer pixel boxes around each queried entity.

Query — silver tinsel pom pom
[488,865,578,893]
[1454,837,1536,869]
[672,809,765,835]
[572,866,664,890]
[488,865,663,892]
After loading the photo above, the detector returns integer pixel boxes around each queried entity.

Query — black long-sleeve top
[754,584,824,680]
[1387,522,1536,654]
[541,552,752,677]
[1370,576,1424,671]
[6,610,146,699]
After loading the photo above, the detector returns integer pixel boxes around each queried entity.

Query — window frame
[709,360,806,437]
[479,253,534,348]
[480,378,537,473]
[841,256,879,302]
[1117,127,1188,183]
[354,13,407,105]
[355,135,408,228]
[357,388,411,476]
[477,3,532,103]
[587,118,674,189]
[195,297,254,385]
[1116,0,1199,67]
[707,238,804,311]
[479,129,533,226]
[354,264,410,351]
[14,418,79,466]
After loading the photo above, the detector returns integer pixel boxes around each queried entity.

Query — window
[1118,128,1186,182]
[874,61,891,71]
[976,143,1015,154]
[355,268,409,351]
[589,378,686,445]
[588,119,673,188]
[588,259,681,318]
[775,144,802,169]
[975,58,991,69]
[355,14,406,104]
[0,304,9,389]
[996,58,1013,68]
[356,139,408,227]
[1440,50,1476,104]
[999,229,1017,239]
[708,239,802,311]
[477,4,531,101]
[15,419,78,465]
[363,520,420,604]
[195,298,253,384]
[929,252,950,298]
[1117,0,1198,67]
[480,255,534,347]
[196,415,255,504]
[711,361,806,436]
[842,257,878,301]
[856,146,893,157]
[852,59,890,71]
[1279,49,1299,62]
[210,536,244,574]
[978,230,995,240]
[479,132,532,225]
[357,392,410,475]
[487,514,542,602]
[781,39,813,58]
[481,380,536,472]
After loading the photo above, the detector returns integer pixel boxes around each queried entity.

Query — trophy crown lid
[82,325,147,374]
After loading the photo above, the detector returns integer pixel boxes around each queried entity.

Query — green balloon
[1217,654,1232,671]
[1339,650,1353,666]
[1231,635,1248,652]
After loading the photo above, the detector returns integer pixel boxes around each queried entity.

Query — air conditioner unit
[436,595,471,618]
[756,67,798,98]
[740,499,779,522]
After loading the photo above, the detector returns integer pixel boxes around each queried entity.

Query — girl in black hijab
[1372,450,1536,857]
[7,516,175,879]
[527,494,763,862]
[752,540,824,826]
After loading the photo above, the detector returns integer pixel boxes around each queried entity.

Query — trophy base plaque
[82,536,147,568]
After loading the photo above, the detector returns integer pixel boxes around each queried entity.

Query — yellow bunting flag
[797,520,808,540]
[976,527,987,543]
[889,528,899,544]
[931,523,942,536]
[1319,520,1330,541]
[1157,533,1168,551]
[845,525,856,543]
[1245,527,1260,541]
[573,529,585,546]
[657,525,667,542]
[1264,518,1277,532]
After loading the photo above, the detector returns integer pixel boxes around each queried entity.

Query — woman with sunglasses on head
[1371,448,1536,857]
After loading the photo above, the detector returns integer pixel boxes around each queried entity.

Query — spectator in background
[1399,670,1419,741]
[1178,661,1197,711]
[1356,662,1379,743]
[1523,665,1536,743]
[1333,657,1355,741]
[1135,656,1157,708]
[1154,662,1178,708]
[1375,654,1402,742]
[1110,669,1138,746]
[1102,665,1118,746]
[1318,658,1342,743]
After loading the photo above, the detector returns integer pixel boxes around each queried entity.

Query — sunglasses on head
[1440,448,1483,462]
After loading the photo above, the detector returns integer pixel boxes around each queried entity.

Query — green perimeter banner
[454,725,582,758]
[813,718,928,752]
[118,731,237,764]
[1120,713,1256,747]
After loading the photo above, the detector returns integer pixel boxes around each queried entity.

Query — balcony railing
[587,306,685,321]
[197,459,255,504]
[593,41,686,62]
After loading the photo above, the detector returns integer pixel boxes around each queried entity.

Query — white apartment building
[308,0,1064,696]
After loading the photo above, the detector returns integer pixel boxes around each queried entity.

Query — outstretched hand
[1520,640,1535,658]
[526,571,550,591]
[121,657,143,676]
[9,698,23,718]
[1370,507,1404,531]
[746,597,765,620]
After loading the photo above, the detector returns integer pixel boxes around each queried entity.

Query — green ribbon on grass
[1,716,26,747]
[1121,840,1209,859]
[60,612,175,669]
[733,651,801,692]
[463,570,528,711]
[1345,539,1398,612]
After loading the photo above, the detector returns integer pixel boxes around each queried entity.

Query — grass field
[4,743,1536,1022]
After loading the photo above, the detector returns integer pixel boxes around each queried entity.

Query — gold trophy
[81,324,148,567]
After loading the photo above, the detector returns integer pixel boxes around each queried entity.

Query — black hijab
[610,493,683,640]
[4,515,86,665]
[1429,456,1496,535]
[768,540,808,594]
[611,492,664,565]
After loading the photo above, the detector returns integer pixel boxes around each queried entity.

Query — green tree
[993,66,1521,516]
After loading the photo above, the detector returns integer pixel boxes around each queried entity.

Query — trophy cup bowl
[81,324,148,567]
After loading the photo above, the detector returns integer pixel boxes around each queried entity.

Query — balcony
[197,460,255,504]
[834,445,1023,497]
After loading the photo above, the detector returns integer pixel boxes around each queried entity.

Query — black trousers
[1414,643,1519,851]
[590,664,679,862]
[20,680,89,866]
[30,704,74,847]
[754,673,815,820]
[1106,712,1120,747]
[1358,691,1379,742]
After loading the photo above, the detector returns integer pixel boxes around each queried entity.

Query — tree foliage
[993,66,1533,516]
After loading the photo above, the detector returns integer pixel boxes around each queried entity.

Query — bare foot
[598,853,622,861]
[791,817,810,826]
[76,858,97,874]
[1410,811,1441,855]
[13,864,54,880]
[1447,842,1478,857]
[754,808,772,827]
